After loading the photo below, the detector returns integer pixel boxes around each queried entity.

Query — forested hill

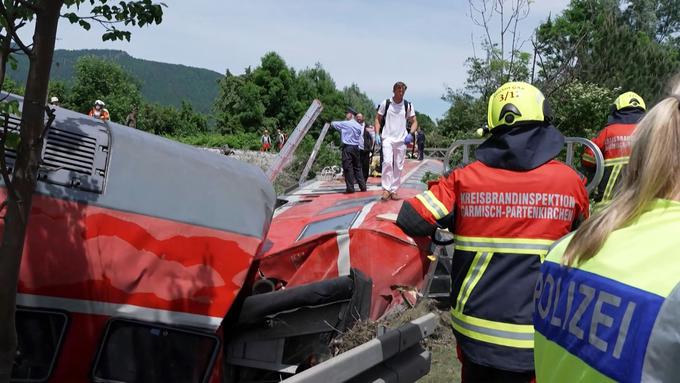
[7,49,221,113]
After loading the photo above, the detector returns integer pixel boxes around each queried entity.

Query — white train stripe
[352,201,377,229]
[336,230,351,276]
[16,293,223,330]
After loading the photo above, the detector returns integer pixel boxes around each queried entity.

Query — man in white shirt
[374,81,418,200]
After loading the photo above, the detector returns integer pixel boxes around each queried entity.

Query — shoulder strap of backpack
[404,100,410,121]
[381,99,391,126]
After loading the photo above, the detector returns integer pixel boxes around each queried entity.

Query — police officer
[356,113,374,181]
[582,91,646,204]
[331,109,366,193]
[534,85,680,383]
[396,82,590,382]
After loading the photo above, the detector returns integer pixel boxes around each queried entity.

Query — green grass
[422,317,462,382]
[423,341,462,382]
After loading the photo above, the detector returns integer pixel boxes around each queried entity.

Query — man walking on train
[374,81,418,200]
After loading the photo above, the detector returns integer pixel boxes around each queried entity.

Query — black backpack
[377,98,411,129]
[363,127,374,151]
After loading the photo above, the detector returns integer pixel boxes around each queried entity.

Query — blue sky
[50,0,570,119]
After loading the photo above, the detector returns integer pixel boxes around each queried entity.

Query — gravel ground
[201,147,278,172]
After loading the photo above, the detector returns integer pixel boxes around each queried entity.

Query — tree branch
[39,105,55,142]
[0,3,32,56]
[13,0,41,13]
[0,114,19,205]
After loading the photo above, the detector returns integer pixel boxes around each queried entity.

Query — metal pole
[266,100,323,182]
[298,122,330,187]
[281,313,438,383]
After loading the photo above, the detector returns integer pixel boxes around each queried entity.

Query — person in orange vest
[396,82,590,382]
[260,129,272,152]
[88,99,110,121]
[582,91,646,203]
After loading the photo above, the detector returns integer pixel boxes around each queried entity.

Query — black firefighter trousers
[342,144,366,192]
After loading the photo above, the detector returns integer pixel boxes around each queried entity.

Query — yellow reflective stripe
[452,310,534,334]
[455,251,492,311]
[453,235,553,256]
[450,311,534,349]
[582,153,595,164]
[604,156,629,166]
[603,164,623,201]
[453,235,554,245]
[415,190,449,220]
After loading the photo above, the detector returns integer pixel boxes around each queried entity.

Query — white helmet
[50,96,59,103]
[94,99,105,106]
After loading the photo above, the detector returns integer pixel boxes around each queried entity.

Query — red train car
[5,95,442,382]
[3,96,276,383]
[224,159,442,380]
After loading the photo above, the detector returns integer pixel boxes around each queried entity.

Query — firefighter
[582,91,646,204]
[88,99,110,121]
[396,81,590,382]
[534,87,680,382]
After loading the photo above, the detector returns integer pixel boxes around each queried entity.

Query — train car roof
[3,94,275,238]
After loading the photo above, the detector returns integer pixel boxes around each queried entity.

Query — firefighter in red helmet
[396,82,590,382]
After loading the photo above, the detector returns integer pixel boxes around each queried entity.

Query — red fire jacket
[397,159,589,372]
[582,122,636,202]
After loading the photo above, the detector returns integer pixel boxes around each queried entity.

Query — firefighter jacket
[88,107,110,121]
[397,124,590,372]
[582,109,644,203]
[534,199,680,382]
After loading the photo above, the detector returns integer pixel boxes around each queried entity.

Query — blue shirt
[331,119,362,146]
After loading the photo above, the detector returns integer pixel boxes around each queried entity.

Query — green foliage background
[7,49,221,113]
[6,0,678,191]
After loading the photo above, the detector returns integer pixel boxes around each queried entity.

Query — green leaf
[63,12,79,24]
[78,19,91,30]
[5,131,20,150]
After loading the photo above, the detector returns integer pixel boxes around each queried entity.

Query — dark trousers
[418,143,425,160]
[341,144,365,192]
[360,150,371,181]
[458,345,535,383]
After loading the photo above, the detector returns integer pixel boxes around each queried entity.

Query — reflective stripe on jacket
[534,199,680,382]
[582,123,637,202]
[398,159,589,372]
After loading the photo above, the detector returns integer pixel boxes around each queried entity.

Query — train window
[92,319,219,383]
[320,196,377,214]
[11,308,68,382]
[297,211,360,241]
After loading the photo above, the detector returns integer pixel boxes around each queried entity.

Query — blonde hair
[563,82,680,266]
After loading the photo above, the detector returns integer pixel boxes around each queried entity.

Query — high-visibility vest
[582,123,637,202]
[400,159,590,371]
[534,199,680,382]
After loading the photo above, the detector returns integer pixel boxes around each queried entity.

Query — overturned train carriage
[224,159,445,380]
[2,95,276,382]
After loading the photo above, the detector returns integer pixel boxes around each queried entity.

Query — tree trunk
[0,2,63,381]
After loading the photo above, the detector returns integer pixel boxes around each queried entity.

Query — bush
[171,132,261,150]
[548,81,619,139]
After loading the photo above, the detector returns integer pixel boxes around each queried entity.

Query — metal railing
[298,122,331,186]
[281,313,438,383]
[442,137,605,194]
